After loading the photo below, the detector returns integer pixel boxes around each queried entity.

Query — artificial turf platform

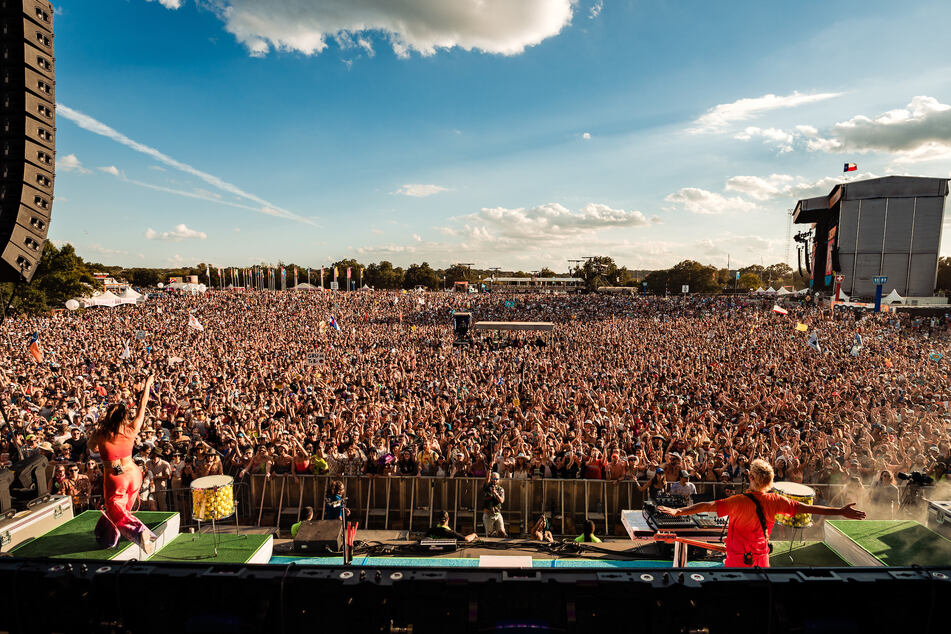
[768,540,849,567]
[826,520,951,567]
[11,511,176,560]
[149,533,273,564]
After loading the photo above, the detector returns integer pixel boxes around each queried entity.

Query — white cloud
[166,254,190,267]
[198,0,575,58]
[733,127,795,152]
[146,0,183,8]
[145,224,208,241]
[86,244,129,256]
[57,103,312,224]
[664,188,758,215]
[56,153,91,174]
[724,174,794,201]
[689,91,843,133]
[825,96,951,163]
[98,165,121,177]
[724,172,878,202]
[461,202,654,244]
[582,132,591,140]
[589,1,603,19]
[412,233,422,242]
[395,183,450,197]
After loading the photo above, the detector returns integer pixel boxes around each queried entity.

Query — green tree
[1,242,97,314]
[403,262,441,290]
[572,256,619,292]
[364,261,405,289]
[667,260,722,293]
[538,267,556,277]
[737,272,763,291]
[442,264,472,285]
[124,267,163,287]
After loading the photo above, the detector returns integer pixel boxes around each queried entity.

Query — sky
[49,0,951,272]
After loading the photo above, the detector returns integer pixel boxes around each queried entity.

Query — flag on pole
[333,267,338,283]
[27,332,42,363]
[806,331,821,352]
[320,267,325,289]
[329,315,341,331]
[188,314,204,332]
[294,267,298,288]
[772,304,788,315]
[843,162,857,172]
[795,322,808,332]
[307,268,311,285]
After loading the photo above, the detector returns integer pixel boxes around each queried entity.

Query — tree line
[4,243,950,314]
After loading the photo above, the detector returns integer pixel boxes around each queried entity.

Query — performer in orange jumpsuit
[88,375,156,554]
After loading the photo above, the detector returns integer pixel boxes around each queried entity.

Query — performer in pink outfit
[88,375,156,554]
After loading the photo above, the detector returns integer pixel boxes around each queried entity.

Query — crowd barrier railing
[248,475,849,537]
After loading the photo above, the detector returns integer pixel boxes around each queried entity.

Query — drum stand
[193,503,242,558]
[779,522,812,563]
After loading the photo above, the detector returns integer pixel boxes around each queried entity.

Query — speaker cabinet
[293,519,344,553]
[0,0,54,283]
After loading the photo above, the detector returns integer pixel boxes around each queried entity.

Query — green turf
[769,541,849,567]
[11,510,176,560]
[828,520,951,566]
[148,533,270,564]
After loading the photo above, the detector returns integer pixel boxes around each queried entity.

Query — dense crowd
[2,289,949,515]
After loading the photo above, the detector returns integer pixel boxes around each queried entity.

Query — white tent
[776,287,792,296]
[883,289,905,304]
[765,287,777,294]
[82,290,134,307]
[167,282,206,294]
[754,287,766,293]
[838,287,849,301]
[119,288,143,301]
[292,282,318,290]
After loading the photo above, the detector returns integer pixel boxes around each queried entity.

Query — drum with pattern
[190,475,235,521]
[771,481,815,528]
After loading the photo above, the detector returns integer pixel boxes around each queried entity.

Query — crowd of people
[2,288,949,518]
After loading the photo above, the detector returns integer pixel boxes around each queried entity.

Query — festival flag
[119,341,131,360]
[843,162,858,172]
[346,267,352,289]
[885,358,893,368]
[294,267,298,288]
[333,267,338,285]
[27,332,42,363]
[806,331,821,352]
[329,315,341,331]
[772,304,788,315]
[320,267,325,289]
[850,333,863,356]
[188,314,204,332]
[307,268,311,285]
[795,322,808,332]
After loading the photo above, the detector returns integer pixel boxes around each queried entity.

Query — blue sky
[50,0,951,270]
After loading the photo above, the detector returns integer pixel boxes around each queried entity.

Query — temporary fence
[248,475,849,537]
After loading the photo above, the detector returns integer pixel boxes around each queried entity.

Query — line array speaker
[0,0,54,283]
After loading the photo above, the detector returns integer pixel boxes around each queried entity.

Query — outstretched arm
[657,501,716,516]
[798,502,866,519]
[131,375,155,434]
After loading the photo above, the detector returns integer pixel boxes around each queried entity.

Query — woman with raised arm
[88,375,157,553]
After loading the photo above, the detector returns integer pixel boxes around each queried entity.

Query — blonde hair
[749,459,774,487]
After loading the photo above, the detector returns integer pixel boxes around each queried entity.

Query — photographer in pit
[660,459,866,568]
[896,470,933,517]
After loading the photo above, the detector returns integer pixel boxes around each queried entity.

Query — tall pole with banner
[873,276,887,313]
[832,274,844,310]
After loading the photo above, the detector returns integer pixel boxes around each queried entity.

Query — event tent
[883,289,905,304]
[838,288,849,301]
[776,287,792,296]
[765,287,777,294]
[167,282,206,294]
[292,283,318,290]
[119,288,144,302]
[754,287,765,293]
[82,291,135,307]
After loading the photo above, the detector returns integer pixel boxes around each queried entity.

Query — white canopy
[883,289,905,304]
[292,282,318,290]
[754,286,766,293]
[167,282,206,294]
[776,287,792,296]
[765,287,777,294]
[83,290,135,307]
[119,288,143,300]
[838,287,849,301]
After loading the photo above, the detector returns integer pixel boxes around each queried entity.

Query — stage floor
[10,511,177,560]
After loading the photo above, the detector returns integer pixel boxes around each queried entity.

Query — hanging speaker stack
[0,0,54,283]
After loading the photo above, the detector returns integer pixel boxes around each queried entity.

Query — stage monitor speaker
[0,0,54,284]
[293,520,343,553]
[12,453,47,503]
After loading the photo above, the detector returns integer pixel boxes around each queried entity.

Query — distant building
[92,272,122,292]
[168,275,199,284]
[485,276,583,294]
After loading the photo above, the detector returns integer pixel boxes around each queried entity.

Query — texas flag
[329,315,341,331]
[27,332,43,363]
[772,304,789,315]
[843,162,858,172]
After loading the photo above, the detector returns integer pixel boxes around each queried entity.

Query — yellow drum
[772,481,814,528]
[191,475,235,521]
